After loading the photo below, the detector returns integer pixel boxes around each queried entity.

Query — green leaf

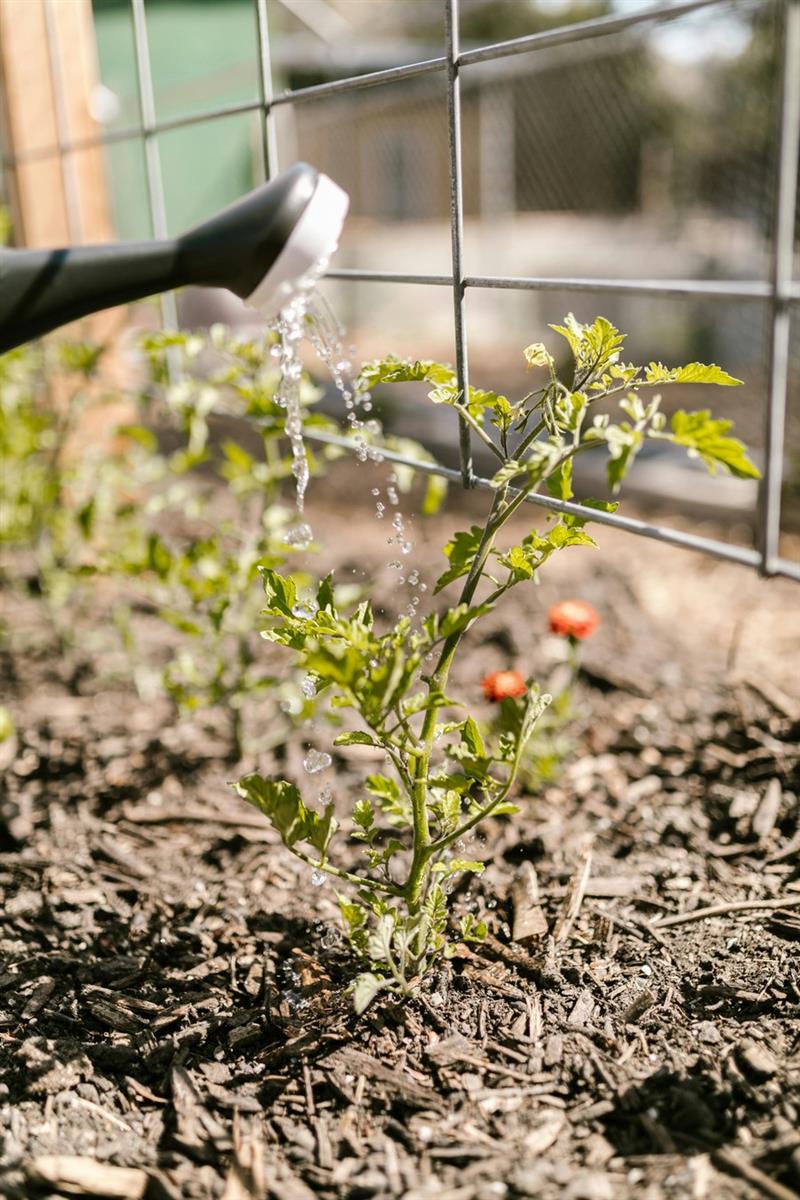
[663,410,760,479]
[358,357,455,393]
[501,544,535,579]
[352,971,387,1015]
[367,913,396,964]
[460,914,488,942]
[334,731,379,747]
[435,525,483,593]
[546,457,573,501]
[523,342,554,370]
[423,884,448,936]
[549,314,625,380]
[440,602,493,639]
[645,361,743,387]
[339,896,370,953]
[461,715,485,757]
[235,773,337,856]
[352,797,375,833]
[316,574,336,613]
[603,424,644,492]
[261,567,298,617]
[432,859,485,877]
[366,774,412,826]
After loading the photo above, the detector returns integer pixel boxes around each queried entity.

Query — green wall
[92,0,263,239]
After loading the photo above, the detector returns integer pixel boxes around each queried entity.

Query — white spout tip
[245,173,349,318]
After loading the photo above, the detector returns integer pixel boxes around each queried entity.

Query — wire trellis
[11,0,800,582]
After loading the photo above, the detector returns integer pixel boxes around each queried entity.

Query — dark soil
[1,473,799,1200]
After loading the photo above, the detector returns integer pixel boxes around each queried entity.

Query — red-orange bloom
[481,670,526,702]
[548,599,600,640]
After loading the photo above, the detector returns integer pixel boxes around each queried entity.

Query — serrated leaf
[261,567,298,617]
[645,360,743,387]
[432,859,485,877]
[664,410,760,479]
[353,797,374,831]
[235,773,337,856]
[358,356,455,392]
[423,883,448,935]
[501,544,535,579]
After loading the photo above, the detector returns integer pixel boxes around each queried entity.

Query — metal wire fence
[8,0,800,582]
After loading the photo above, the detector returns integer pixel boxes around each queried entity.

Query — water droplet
[311,868,326,887]
[301,675,317,699]
[303,749,332,774]
[317,783,332,805]
[371,488,381,497]
[284,523,313,549]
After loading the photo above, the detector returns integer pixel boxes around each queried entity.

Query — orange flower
[548,599,599,640]
[481,670,526,702]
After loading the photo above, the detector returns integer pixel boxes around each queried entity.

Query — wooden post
[0,0,133,436]
[0,0,113,248]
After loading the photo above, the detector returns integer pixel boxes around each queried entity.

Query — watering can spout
[0,163,349,354]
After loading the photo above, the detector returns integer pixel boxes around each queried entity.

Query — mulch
[1,479,799,1200]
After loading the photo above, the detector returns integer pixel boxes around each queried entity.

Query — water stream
[257,262,430,811]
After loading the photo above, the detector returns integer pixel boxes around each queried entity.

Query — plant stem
[293,847,403,896]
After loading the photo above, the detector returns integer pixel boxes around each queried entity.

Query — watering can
[0,163,349,353]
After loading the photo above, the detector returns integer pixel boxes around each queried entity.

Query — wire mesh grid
[15,0,800,583]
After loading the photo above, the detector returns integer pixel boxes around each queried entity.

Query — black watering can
[0,163,349,353]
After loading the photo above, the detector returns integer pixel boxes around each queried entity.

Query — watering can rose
[548,599,599,641]
[481,669,527,702]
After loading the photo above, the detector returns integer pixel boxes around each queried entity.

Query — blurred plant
[1,325,334,755]
[105,326,346,759]
[237,313,759,1009]
[0,337,116,640]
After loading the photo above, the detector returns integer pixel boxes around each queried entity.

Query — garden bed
[1,475,799,1200]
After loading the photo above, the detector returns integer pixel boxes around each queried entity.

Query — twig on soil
[589,904,670,950]
[552,846,593,944]
[713,1147,800,1200]
[652,894,800,929]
